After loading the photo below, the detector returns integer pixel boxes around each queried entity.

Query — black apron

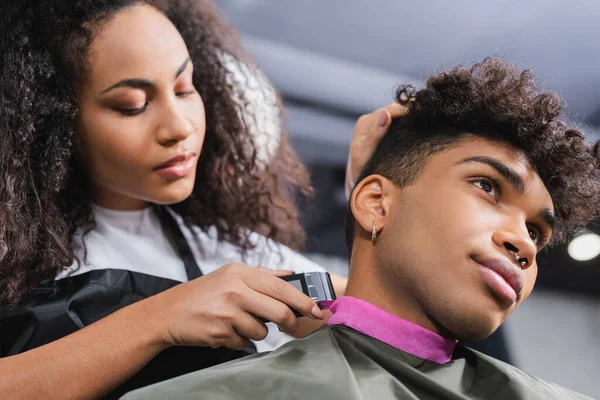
[0,206,256,399]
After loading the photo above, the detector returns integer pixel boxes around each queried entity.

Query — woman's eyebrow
[174,58,191,79]
[100,57,191,94]
[100,78,153,94]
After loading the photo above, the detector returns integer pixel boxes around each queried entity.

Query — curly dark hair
[345,57,600,253]
[0,0,312,304]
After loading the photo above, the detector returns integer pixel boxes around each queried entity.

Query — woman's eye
[116,103,148,116]
[473,179,496,198]
[176,90,195,98]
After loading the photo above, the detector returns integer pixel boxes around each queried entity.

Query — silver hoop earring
[372,221,377,242]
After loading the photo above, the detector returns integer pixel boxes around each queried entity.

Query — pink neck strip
[327,296,456,364]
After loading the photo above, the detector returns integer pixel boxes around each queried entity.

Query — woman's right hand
[146,263,325,350]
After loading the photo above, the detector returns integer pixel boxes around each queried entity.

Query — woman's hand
[345,103,409,198]
[147,263,324,350]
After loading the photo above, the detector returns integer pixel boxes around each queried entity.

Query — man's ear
[350,174,397,239]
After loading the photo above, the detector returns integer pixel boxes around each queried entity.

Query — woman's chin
[150,185,195,206]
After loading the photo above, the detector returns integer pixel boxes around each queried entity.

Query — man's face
[377,136,554,340]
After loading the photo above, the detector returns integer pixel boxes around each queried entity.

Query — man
[122,58,599,400]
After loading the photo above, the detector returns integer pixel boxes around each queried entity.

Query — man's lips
[472,255,524,303]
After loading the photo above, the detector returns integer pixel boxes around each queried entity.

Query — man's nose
[493,225,536,269]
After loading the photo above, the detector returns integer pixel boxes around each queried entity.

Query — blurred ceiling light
[567,232,600,261]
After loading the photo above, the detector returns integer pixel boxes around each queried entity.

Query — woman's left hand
[345,103,409,198]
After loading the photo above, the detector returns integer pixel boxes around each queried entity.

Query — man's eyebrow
[458,156,525,195]
[100,58,192,94]
[539,207,556,232]
[460,156,555,233]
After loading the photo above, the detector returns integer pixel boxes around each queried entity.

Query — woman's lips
[472,255,524,304]
[153,151,197,178]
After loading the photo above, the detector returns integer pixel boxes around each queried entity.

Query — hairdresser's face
[77,5,205,210]
[376,137,554,340]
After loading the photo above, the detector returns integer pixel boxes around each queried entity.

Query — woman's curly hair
[348,57,600,251]
[0,0,311,304]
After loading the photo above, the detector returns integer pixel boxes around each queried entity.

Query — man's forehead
[447,136,531,171]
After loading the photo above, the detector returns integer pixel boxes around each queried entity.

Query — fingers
[360,103,409,140]
[383,102,409,119]
[353,103,409,146]
[218,333,251,351]
[255,266,294,277]
[205,319,251,350]
[241,290,301,334]
[163,264,317,350]
[373,103,409,132]
[232,311,270,341]
[243,272,324,322]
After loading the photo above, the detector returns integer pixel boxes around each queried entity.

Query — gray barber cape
[122,297,588,400]
[121,323,588,400]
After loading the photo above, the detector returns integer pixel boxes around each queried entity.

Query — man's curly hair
[346,57,600,253]
[0,0,312,304]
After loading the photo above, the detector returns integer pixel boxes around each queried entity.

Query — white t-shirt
[56,205,326,352]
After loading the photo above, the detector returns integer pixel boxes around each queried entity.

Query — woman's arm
[0,298,166,400]
[0,264,322,400]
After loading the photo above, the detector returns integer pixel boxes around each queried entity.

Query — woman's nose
[156,102,195,146]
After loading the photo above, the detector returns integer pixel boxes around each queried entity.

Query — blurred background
[215,1,600,397]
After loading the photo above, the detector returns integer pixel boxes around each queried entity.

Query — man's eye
[529,229,538,243]
[473,179,497,198]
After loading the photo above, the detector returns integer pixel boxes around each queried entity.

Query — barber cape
[122,296,589,400]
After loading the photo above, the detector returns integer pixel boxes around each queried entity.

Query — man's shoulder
[122,327,339,400]
[461,346,592,400]
[201,326,339,378]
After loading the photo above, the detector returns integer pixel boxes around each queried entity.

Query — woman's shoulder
[173,212,325,275]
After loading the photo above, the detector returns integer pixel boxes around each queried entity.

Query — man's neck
[327,296,457,363]
[346,242,451,338]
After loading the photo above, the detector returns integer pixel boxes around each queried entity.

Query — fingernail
[378,110,388,127]
[311,305,324,319]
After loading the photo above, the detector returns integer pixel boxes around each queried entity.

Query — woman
[0,1,404,399]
